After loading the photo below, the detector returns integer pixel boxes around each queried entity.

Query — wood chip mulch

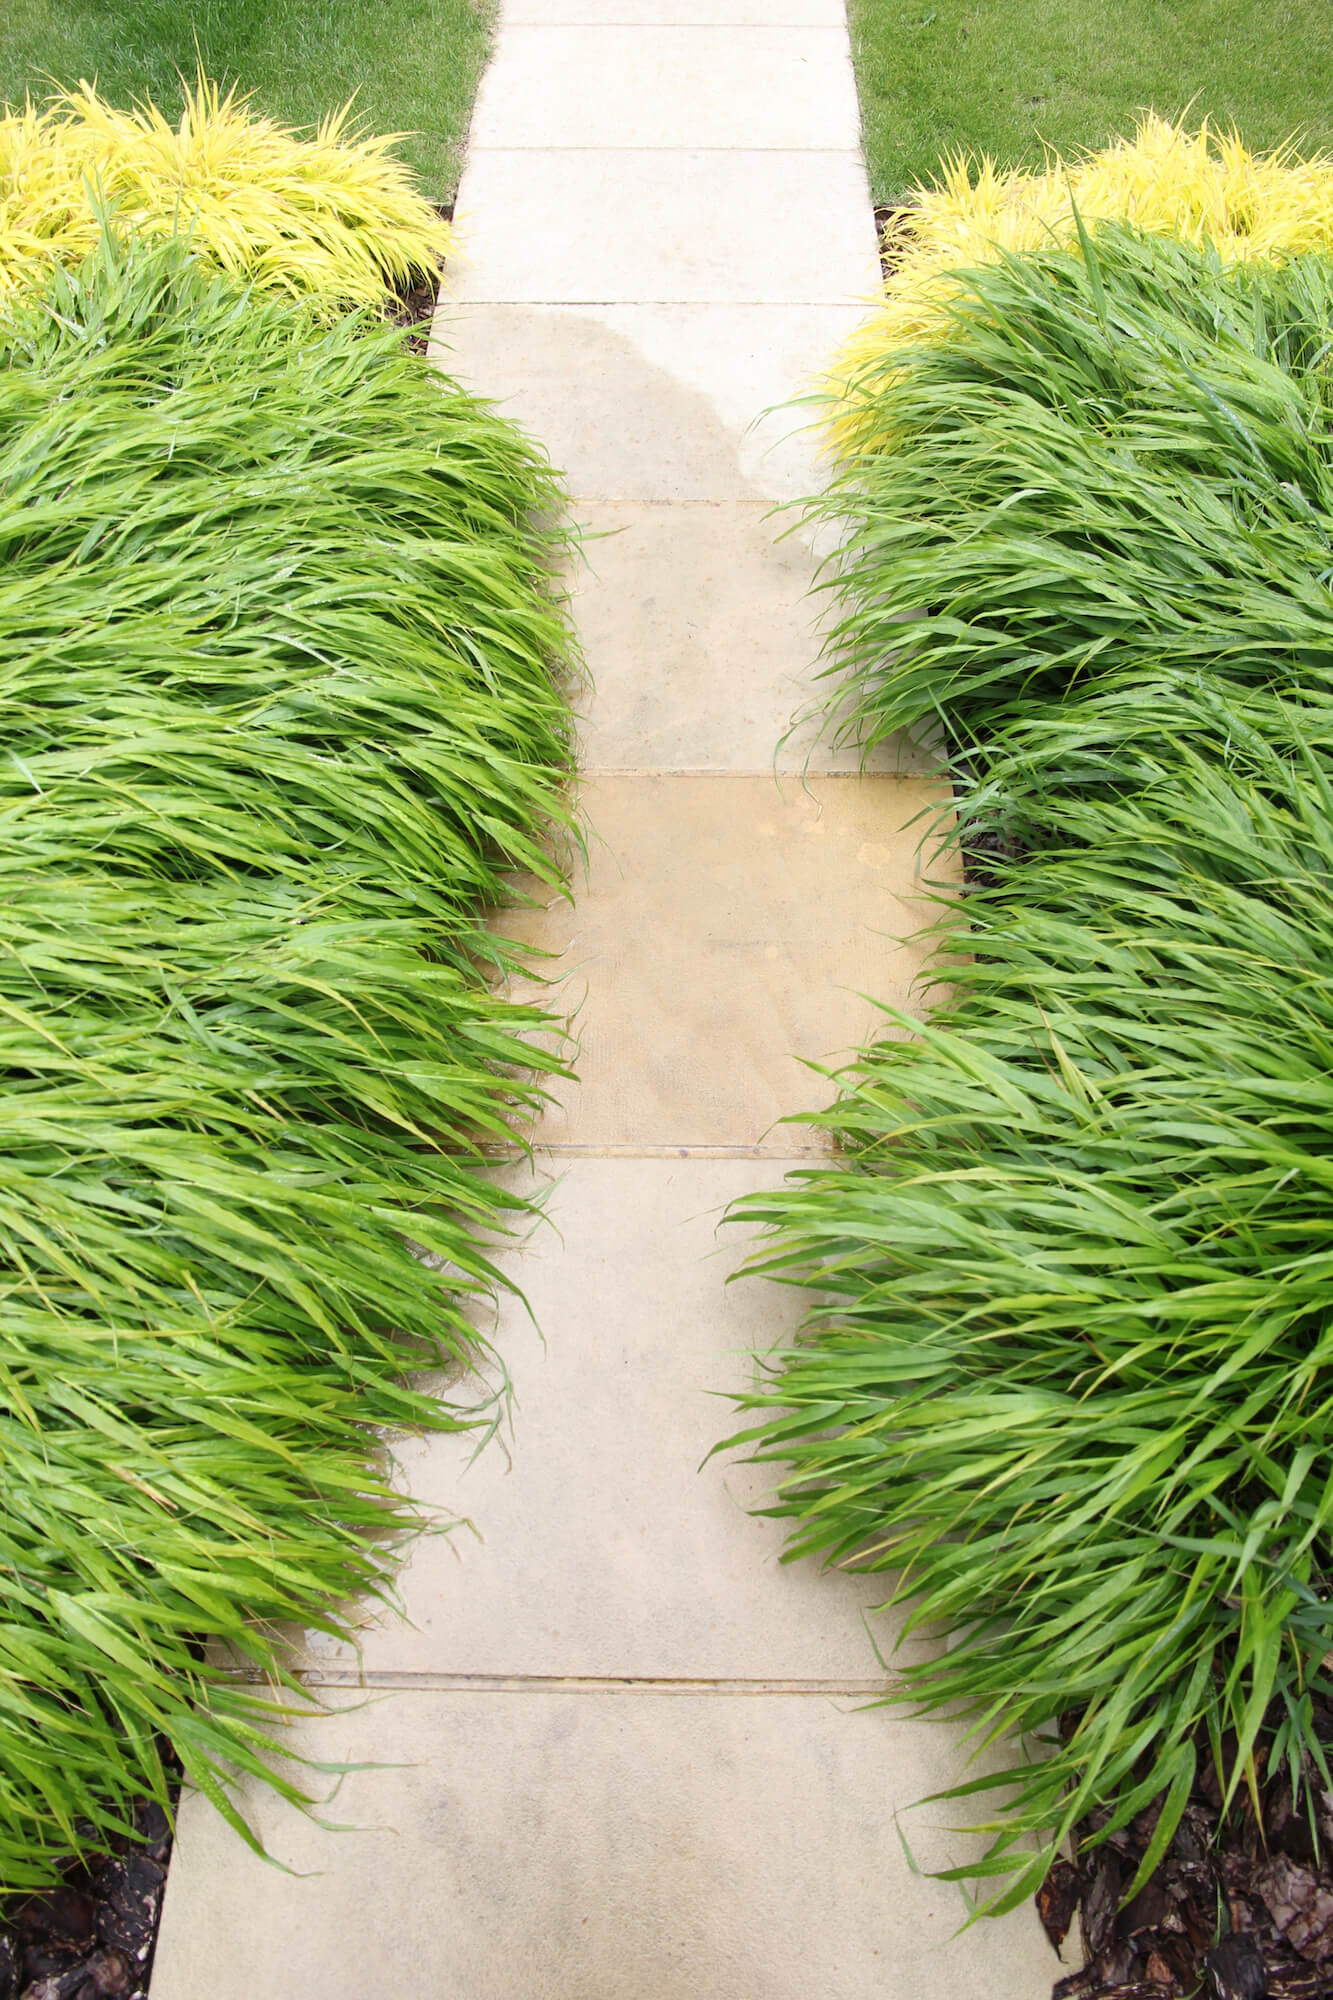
[388,268,445,353]
[0,1799,174,2000]
[387,201,452,354]
[1039,1711,1333,2000]
[873,200,918,281]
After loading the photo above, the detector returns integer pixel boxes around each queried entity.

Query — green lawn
[0,0,491,198]
[852,0,1333,202]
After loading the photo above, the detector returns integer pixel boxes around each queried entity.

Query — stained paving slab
[500,773,950,1150]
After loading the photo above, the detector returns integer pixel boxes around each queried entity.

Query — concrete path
[152,8,1059,1996]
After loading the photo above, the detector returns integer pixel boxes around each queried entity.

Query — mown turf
[851,0,1333,203]
[0,0,488,197]
[0,233,575,1888]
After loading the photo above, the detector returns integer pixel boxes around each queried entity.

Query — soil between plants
[388,202,451,353]
[1040,1703,1333,1997]
[0,1796,176,2000]
[873,201,915,282]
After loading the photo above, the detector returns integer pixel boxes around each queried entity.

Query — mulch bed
[388,201,451,353]
[1039,1716,1333,1998]
[0,1799,175,2000]
[389,267,444,352]
[950,753,1024,889]
[873,200,917,282]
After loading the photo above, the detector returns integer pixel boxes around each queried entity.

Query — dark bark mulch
[0,1798,176,2000]
[1039,1711,1333,2000]
[873,200,919,282]
[388,200,453,354]
[389,268,445,353]
[949,753,1025,888]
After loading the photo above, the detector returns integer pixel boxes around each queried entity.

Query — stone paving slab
[299,1157,893,1678]
[503,773,950,1150]
[507,0,847,20]
[432,301,867,500]
[470,26,860,150]
[450,150,881,303]
[570,500,935,773]
[152,1689,1057,2000]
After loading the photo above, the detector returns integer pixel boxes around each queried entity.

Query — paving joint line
[233,1670,891,1697]
[478,1152,824,1168]
[468,146,863,155]
[465,146,864,156]
[504,21,846,28]
[449,299,871,308]
[572,767,932,779]
[494,21,849,27]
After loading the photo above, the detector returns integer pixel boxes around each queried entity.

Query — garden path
[152,7,1057,1994]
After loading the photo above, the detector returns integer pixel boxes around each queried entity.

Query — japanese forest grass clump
[813,225,1333,764]
[0,235,576,1889]
[0,77,453,306]
[833,117,1333,449]
[723,228,1333,1915]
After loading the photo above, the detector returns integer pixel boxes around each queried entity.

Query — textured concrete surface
[294,1158,894,1678]
[153,1692,1056,2000]
[151,1,1059,1993]
[471,26,861,149]
[569,499,934,771]
[503,773,950,1149]
[451,151,880,303]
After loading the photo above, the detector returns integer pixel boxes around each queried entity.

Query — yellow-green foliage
[0,77,454,305]
[834,116,1333,443]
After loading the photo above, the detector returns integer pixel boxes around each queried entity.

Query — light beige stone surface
[506,0,847,20]
[570,500,935,773]
[432,301,867,500]
[471,26,860,149]
[449,150,881,303]
[502,773,951,1150]
[299,1157,892,1677]
[152,1690,1058,2000]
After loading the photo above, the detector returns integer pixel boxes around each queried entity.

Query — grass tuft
[725,227,1333,1914]
[0,232,575,1889]
[834,117,1333,449]
[0,76,453,306]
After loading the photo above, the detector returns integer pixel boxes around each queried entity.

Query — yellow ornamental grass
[833,116,1333,449]
[0,78,454,306]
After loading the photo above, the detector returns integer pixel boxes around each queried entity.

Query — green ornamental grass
[811,225,1333,763]
[0,235,575,1888]
[726,229,1333,1914]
